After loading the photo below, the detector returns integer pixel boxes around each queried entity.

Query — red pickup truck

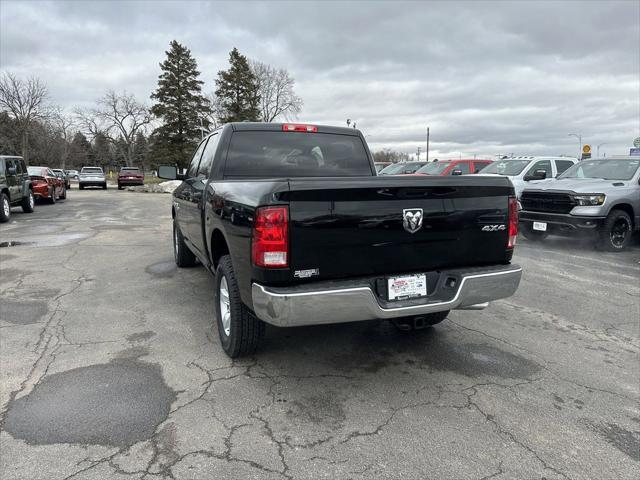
[415,159,492,176]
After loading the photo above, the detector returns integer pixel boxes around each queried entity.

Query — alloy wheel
[3,197,9,217]
[219,276,231,336]
[610,218,630,247]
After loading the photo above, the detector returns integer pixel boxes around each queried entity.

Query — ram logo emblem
[403,208,423,234]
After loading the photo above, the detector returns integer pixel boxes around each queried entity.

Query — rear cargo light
[252,206,289,268]
[282,124,317,133]
[507,196,518,248]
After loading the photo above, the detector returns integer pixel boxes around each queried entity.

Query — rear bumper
[520,211,605,233]
[251,264,522,327]
[79,181,106,186]
[118,179,144,185]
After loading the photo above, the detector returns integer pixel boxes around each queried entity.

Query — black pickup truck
[159,123,522,357]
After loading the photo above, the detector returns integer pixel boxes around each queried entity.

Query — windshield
[379,162,424,175]
[558,159,640,181]
[27,167,45,176]
[480,160,531,176]
[82,168,103,174]
[416,162,451,175]
[121,167,140,172]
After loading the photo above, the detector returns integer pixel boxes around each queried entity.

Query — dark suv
[0,155,35,222]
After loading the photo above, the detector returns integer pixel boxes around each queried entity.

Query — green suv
[0,155,35,223]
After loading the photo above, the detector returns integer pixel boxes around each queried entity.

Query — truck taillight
[282,124,317,133]
[252,206,289,268]
[508,196,518,248]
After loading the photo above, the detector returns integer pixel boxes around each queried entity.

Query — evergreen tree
[69,132,91,168]
[133,131,149,168]
[215,48,260,123]
[91,132,112,169]
[150,40,210,169]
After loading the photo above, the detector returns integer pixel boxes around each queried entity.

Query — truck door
[174,138,208,252]
[188,132,220,256]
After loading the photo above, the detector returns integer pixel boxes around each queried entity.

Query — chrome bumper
[252,264,522,327]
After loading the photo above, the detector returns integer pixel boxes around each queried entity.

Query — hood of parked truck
[523,177,630,193]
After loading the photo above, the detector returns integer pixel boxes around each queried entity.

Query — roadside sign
[582,144,591,154]
[630,148,640,156]
[633,137,640,148]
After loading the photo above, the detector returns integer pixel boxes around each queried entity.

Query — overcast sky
[1,0,638,159]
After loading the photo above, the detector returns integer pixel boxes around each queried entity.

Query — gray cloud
[1,0,638,158]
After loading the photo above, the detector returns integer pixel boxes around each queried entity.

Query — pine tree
[150,40,210,169]
[133,131,149,168]
[215,48,261,123]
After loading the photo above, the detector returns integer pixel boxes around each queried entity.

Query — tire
[173,220,197,267]
[21,190,35,213]
[392,310,450,332]
[117,184,123,190]
[0,193,10,223]
[521,223,549,241]
[598,209,633,252]
[48,187,56,204]
[214,255,265,358]
[59,186,66,200]
[102,183,107,190]
[79,184,84,190]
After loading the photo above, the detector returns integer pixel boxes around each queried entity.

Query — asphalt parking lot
[0,189,638,480]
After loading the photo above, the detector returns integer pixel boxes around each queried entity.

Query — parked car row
[0,155,68,223]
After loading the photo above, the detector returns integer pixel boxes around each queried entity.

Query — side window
[19,160,27,173]
[47,169,55,177]
[187,139,209,178]
[15,160,23,174]
[0,160,4,176]
[5,159,15,173]
[451,162,471,174]
[197,133,220,177]
[555,160,574,175]
[526,160,552,178]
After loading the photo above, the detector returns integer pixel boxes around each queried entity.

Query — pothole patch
[3,360,176,447]
[0,300,48,325]
[145,261,176,277]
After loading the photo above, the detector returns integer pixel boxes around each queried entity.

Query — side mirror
[7,167,16,175]
[525,169,547,181]
[451,169,463,176]
[158,165,182,180]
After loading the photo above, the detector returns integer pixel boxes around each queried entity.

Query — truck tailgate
[284,176,514,281]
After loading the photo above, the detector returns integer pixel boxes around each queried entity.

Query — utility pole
[417,146,421,161]
[426,127,430,162]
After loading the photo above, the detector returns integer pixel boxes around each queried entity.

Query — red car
[117,167,144,189]
[27,166,66,203]
[414,159,493,176]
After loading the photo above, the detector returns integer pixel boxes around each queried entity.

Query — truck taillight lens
[252,206,289,268]
[507,196,518,248]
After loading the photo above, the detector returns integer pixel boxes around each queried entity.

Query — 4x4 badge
[403,208,423,234]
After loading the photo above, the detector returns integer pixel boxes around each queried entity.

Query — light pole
[597,142,608,158]
[568,133,582,158]
[426,127,430,162]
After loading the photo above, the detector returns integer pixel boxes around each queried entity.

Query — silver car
[519,157,640,251]
[79,166,107,190]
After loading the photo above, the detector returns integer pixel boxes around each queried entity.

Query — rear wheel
[48,187,56,204]
[173,220,197,267]
[392,311,450,332]
[21,190,35,213]
[79,184,84,190]
[215,255,265,358]
[102,183,107,190]
[117,184,123,190]
[521,223,549,241]
[598,209,633,252]
[59,186,66,200]
[0,193,10,223]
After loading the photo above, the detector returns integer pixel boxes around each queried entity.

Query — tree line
[0,42,303,170]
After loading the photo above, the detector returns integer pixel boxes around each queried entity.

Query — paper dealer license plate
[388,274,427,301]
[533,222,547,231]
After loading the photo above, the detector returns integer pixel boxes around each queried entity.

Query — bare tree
[50,108,76,169]
[76,90,151,166]
[0,73,49,163]
[250,61,303,122]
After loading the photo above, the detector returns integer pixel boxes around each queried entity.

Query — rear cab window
[224,131,372,178]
